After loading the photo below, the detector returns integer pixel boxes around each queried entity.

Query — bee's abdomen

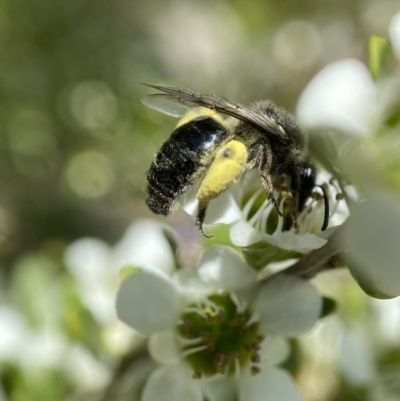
[146,117,231,215]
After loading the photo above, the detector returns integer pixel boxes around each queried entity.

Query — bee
[142,84,329,237]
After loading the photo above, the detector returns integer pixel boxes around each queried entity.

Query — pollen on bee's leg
[195,140,248,238]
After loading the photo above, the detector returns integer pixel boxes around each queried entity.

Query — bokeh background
[0,0,399,400]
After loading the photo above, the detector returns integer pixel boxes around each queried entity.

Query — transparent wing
[140,93,189,118]
[142,83,286,140]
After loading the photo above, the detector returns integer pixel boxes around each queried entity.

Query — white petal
[116,266,180,334]
[142,364,203,401]
[389,11,400,61]
[148,330,181,365]
[65,238,112,284]
[255,275,322,336]
[201,375,236,401]
[230,219,264,246]
[182,186,199,217]
[371,297,400,344]
[239,367,301,401]
[259,336,290,369]
[265,231,327,253]
[113,219,175,275]
[297,59,378,136]
[183,187,242,225]
[173,268,208,297]
[198,245,257,290]
[64,238,117,323]
[205,191,243,224]
[341,195,400,298]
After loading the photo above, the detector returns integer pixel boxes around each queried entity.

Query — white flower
[116,245,322,401]
[184,171,344,253]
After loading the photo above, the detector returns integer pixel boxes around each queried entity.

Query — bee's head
[298,160,330,231]
[298,160,316,210]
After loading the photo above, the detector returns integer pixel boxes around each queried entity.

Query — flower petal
[230,220,264,246]
[255,275,322,336]
[64,238,116,323]
[341,195,400,298]
[142,364,203,401]
[265,231,327,253]
[238,367,301,401]
[181,186,199,216]
[148,330,181,365]
[201,375,236,401]
[113,219,175,275]
[205,190,243,224]
[297,58,377,136]
[65,238,112,282]
[259,335,290,369]
[183,187,242,225]
[198,245,257,290]
[231,220,326,253]
[116,266,180,334]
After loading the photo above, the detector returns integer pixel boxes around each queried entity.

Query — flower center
[177,293,263,378]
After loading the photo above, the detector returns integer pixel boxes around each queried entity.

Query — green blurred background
[0,0,399,400]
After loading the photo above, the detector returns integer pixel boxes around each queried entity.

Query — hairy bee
[142,84,328,237]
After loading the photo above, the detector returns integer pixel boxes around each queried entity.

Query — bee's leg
[260,173,283,216]
[254,145,283,216]
[196,201,213,239]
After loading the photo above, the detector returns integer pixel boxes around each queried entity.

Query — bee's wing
[142,83,286,140]
[140,93,189,117]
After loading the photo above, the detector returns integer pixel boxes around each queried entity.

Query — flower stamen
[229,291,247,313]
[248,197,271,227]
[178,336,204,346]
[242,188,263,220]
[181,345,209,357]
[273,197,287,234]
[177,293,263,378]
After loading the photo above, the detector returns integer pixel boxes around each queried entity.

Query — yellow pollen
[197,140,248,204]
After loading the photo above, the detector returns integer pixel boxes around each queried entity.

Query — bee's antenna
[317,184,329,231]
